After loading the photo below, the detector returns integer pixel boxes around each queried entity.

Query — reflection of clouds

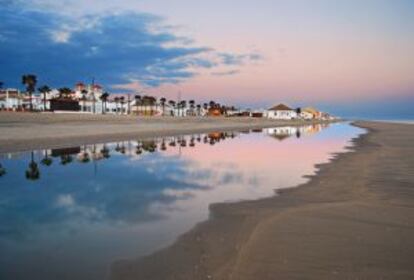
[56,194,75,207]
[55,194,103,220]
[0,153,216,241]
[0,123,365,280]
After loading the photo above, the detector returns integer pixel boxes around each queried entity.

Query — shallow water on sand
[0,122,363,280]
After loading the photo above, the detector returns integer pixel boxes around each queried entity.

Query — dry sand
[110,121,414,280]
[0,112,331,153]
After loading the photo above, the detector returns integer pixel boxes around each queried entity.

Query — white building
[0,89,23,110]
[74,82,108,114]
[300,110,314,120]
[265,104,298,120]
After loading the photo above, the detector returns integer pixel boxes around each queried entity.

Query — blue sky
[1,0,413,118]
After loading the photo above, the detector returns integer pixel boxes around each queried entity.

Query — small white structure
[0,89,23,110]
[300,110,314,120]
[265,104,297,120]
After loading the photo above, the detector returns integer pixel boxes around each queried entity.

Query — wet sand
[0,112,331,153]
[111,121,414,280]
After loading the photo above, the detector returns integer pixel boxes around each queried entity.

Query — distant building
[265,104,298,120]
[251,111,264,118]
[0,89,23,111]
[74,82,107,114]
[301,107,322,120]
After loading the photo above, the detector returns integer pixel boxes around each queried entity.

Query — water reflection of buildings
[0,125,329,181]
[265,124,326,141]
[0,131,241,181]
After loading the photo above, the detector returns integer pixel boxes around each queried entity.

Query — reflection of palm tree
[0,163,6,177]
[142,141,157,153]
[41,150,53,166]
[180,138,187,147]
[26,152,40,180]
[60,155,73,165]
[101,145,110,158]
[115,143,121,153]
[120,143,126,154]
[79,146,90,163]
[169,139,176,147]
[161,140,167,151]
[136,143,142,155]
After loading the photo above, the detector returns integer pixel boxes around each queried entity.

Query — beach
[110,121,414,280]
[0,112,332,153]
[1,113,413,279]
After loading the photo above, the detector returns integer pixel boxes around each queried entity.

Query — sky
[1,0,413,118]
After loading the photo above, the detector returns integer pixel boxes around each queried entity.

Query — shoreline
[110,121,414,280]
[0,112,335,154]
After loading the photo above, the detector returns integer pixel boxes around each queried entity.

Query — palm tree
[58,87,73,99]
[134,95,141,115]
[180,100,187,117]
[38,85,51,112]
[120,96,125,114]
[41,149,53,166]
[114,97,120,114]
[100,92,109,114]
[168,100,176,116]
[189,100,195,116]
[26,151,40,180]
[221,105,227,116]
[127,94,131,115]
[91,84,96,114]
[296,107,302,118]
[153,97,158,114]
[160,97,166,116]
[209,100,215,110]
[81,89,88,112]
[196,104,201,116]
[22,74,37,111]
